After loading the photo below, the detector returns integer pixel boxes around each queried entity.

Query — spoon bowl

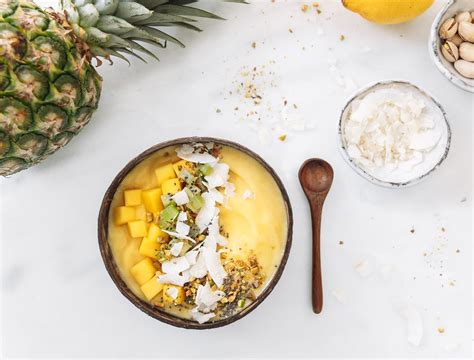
[300,159,334,195]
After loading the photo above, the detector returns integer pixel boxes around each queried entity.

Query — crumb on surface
[278,134,287,142]
[437,327,445,334]
[251,41,256,49]
[339,241,344,245]
[288,28,293,33]
[301,4,309,12]
[410,227,415,234]
[340,34,346,41]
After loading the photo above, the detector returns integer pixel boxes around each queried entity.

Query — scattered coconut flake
[158,272,190,286]
[170,242,184,257]
[331,289,347,304]
[176,221,190,236]
[208,188,224,204]
[177,212,187,222]
[185,250,199,265]
[190,307,216,324]
[354,260,373,278]
[205,163,229,189]
[224,181,236,198]
[172,189,189,205]
[161,256,190,274]
[196,192,219,232]
[176,146,217,164]
[202,247,227,287]
[162,230,196,243]
[166,286,179,300]
[189,252,208,278]
[195,282,225,311]
[242,189,255,199]
[394,303,423,347]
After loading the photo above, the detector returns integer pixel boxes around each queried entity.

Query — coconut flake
[242,189,255,199]
[176,146,217,164]
[202,247,227,287]
[172,190,189,205]
[158,272,190,286]
[166,286,179,300]
[195,282,225,311]
[177,212,187,222]
[196,192,218,232]
[161,256,190,274]
[185,250,199,265]
[189,252,207,278]
[331,289,347,304]
[190,307,216,324]
[205,163,229,189]
[162,230,196,243]
[394,303,423,347]
[224,181,236,198]
[176,221,190,236]
[354,260,373,278]
[170,242,184,257]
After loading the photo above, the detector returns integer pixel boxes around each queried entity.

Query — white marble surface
[1,0,472,358]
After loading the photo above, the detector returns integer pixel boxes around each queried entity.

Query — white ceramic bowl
[429,0,474,93]
[338,80,451,188]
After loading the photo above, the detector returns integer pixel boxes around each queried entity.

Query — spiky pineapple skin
[0,0,102,176]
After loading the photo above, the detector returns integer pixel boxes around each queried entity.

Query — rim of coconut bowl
[98,137,294,329]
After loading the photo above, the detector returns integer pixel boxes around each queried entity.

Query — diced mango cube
[142,188,164,214]
[135,204,147,222]
[161,178,181,195]
[172,160,194,177]
[139,237,161,259]
[130,258,157,285]
[127,220,147,238]
[155,164,175,185]
[148,223,168,242]
[163,284,185,305]
[124,189,142,206]
[114,206,136,225]
[140,274,164,301]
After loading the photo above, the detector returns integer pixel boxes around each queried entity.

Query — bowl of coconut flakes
[338,81,451,188]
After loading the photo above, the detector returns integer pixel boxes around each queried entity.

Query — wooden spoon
[298,158,334,314]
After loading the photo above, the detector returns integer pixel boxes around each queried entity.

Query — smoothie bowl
[98,138,293,329]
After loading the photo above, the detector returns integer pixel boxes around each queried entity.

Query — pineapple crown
[60,0,245,63]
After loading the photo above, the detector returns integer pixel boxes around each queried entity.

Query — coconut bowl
[98,137,293,329]
[338,80,451,188]
[429,0,474,92]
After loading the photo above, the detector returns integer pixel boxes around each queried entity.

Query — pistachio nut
[458,21,474,42]
[439,18,458,39]
[449,33,464,46]
[455,11,472,23]
[459,42,474,61]
[441,41,459,62]
[454,59,474,79]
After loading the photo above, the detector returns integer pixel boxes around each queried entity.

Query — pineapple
[0,0,243,176]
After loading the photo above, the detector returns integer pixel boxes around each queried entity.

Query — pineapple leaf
[158,21,202,32]
[134,12,197,26]
[120,28,164,46]
[126,40,160,61]
[156,4,224,20]
[140,26,185,47]
[96,15,135,35]
[137,0,169,8]
[116,48,147,63]
[115,2,153,24]
[104,33,131,49]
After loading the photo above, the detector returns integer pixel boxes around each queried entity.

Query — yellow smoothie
[107,144,288,321]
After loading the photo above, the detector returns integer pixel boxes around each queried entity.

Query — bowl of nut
[429,0,474,92]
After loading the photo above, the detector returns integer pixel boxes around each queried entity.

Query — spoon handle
[309,196,324,314]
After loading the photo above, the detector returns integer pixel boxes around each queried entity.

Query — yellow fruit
[115,206,136,225]
[148,223,167,242]
[135,204,147,222]
[161,178,181,195]
[172,160,194,177]
[130,258,157,285]
[342,0,433,25]
[127,220,148,238]
[155,164,175,185]
[163,284,185,305]
[142,188,164,214]
[124,189,142,206]
[139,237,161,259]
[140,275,164,300]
